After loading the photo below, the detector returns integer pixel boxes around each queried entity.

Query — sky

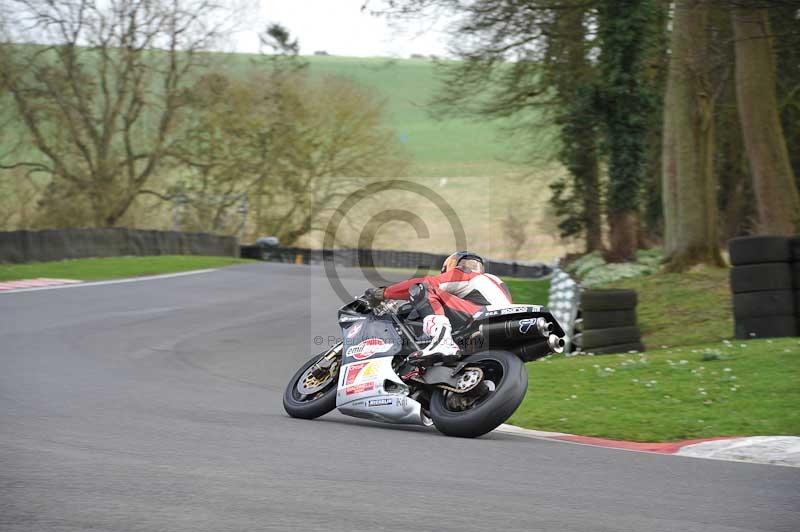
[231,0,453,58]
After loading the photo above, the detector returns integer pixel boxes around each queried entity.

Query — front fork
[310,342,342,380]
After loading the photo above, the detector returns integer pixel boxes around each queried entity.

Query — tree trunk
[733,8,799,234]
[662,93,678,256]
[662,0,724,272]
[582,152,603,253]
[607,211,639,262]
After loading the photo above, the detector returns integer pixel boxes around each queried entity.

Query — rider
[364,251,512,365]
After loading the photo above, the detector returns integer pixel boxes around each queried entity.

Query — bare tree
[0,0,234,227]
[172,68,408,242]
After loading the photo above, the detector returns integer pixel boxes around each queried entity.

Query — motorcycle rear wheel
[429,350,527,438]
[283,349,340,420]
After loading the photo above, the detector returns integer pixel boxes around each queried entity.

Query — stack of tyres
[574,289,644,354]
[729,236,798,339]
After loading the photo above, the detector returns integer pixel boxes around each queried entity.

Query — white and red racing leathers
[383,267,512,328]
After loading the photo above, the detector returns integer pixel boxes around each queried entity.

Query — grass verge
[509,338,800,441]
[0,255,249,282]
[504,278,551,306]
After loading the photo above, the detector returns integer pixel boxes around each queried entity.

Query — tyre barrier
[239,244,552,279]
[0,228,238,263]
[728,235,799,339]
[574,289,644,355]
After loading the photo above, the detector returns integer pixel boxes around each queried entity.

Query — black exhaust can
[479,317,552,348]
[512,339,552,362]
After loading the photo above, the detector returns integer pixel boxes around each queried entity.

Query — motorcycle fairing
[335,314,428,424]
[341,314,402,365]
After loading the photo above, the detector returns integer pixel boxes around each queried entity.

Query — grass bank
[509,338,800,441]
[602,266,732,349]
[505,278,551,306]
[0,255,249,282]
[505,268,800,442]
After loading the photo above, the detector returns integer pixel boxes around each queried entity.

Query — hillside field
[289,56,570,261]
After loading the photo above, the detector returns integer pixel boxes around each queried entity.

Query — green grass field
[225,55,549,177]
[509,338,800,441]
[506,269,800,441]
[505,278,551,305]
[0,256,248,282]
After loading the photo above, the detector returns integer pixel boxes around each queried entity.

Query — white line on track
[0,268,218,295]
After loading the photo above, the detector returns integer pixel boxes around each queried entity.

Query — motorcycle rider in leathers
[363,251,512,365]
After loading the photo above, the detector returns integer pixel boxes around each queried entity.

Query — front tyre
[430,350,527,438]
[283,348,341,420]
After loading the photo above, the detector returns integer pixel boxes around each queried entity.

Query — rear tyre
[283,350,340,420]
[429,350,527,438]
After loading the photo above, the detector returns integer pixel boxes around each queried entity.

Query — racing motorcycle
[283,285,567,438]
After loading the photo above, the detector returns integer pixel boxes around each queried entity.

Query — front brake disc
[296,360,338,396]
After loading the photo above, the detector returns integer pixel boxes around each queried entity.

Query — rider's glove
[362,287,385,308]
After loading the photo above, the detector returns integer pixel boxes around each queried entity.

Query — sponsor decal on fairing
[345,338,393,360]
[343,360,380,385]
[366,398,393,407]
[344,362,369,385]
[345,381,375,396]
[346,322,364,339]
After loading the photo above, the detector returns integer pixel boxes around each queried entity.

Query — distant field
[224,55,555,177]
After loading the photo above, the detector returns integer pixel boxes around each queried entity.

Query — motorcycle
[283,285,567,438]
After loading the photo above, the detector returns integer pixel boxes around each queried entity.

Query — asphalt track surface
[1,262,798,532]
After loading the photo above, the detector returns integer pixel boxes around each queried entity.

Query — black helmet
[441,251,485,274]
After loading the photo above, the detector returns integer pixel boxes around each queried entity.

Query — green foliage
[509,338,800,441]
[565,249,661,286]
[597,0,656,216]
[548,84,603,245]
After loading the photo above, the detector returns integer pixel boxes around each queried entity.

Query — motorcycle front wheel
[283,347,341,420]
[429,350,528,438]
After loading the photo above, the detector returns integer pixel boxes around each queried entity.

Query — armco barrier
[0,228,238,264]
[240,244,551,279]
